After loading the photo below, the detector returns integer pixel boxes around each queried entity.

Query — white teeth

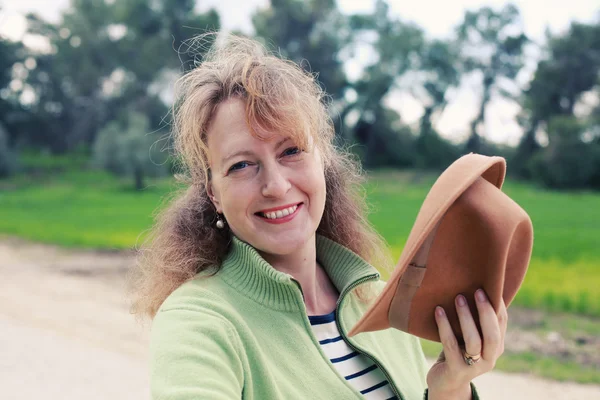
[261,205,298,219]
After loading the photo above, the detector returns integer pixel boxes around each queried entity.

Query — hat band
[388,263,426,331]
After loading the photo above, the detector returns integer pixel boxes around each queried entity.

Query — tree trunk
[513,119,541,179]
[134,164,144,191]
[466,76,493,153]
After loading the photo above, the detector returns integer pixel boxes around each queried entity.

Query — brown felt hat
[347,153,533,342]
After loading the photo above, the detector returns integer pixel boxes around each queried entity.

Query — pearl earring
[216,214,225,229]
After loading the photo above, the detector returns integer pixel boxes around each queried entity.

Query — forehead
[206,98,300,162]
[207,99,254,146]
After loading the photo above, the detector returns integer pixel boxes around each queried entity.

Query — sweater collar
[217,234,380,311]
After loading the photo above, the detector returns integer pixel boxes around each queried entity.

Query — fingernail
[476,289,487,303]
[436,306,445,317]
[456,295,466,307]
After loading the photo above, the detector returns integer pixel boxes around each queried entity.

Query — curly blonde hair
[129,33,393,319]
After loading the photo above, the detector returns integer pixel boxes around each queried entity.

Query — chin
[257,230,314,256]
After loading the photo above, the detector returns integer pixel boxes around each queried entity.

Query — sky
[1,0,599,146]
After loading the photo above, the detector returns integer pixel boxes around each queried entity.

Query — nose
[261,163,291,198]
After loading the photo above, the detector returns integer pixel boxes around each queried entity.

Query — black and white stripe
[309,311,398,400]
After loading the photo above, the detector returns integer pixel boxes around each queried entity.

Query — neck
[259,234,339,316]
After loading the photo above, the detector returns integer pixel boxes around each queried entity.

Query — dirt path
[1,237,599,400]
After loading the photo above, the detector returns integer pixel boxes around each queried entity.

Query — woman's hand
[426,289,507,400]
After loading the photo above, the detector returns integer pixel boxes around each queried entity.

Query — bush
[354,108,417,168]
[415,127,460,170]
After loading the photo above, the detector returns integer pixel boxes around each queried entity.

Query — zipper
[335,274,406,400]
[290,277,304,301]
[290,273,405,399]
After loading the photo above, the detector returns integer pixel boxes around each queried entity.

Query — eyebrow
[221,137,292,166]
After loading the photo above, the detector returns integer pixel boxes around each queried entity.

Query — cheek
[302,163,326,204]
[315,169,326,196]
[220,179,262,221]
[218,181,247,213]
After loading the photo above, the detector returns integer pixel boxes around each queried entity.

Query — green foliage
[414,39,461,159]
[515,21,600,179]
[414,128,460,170]
[418,39,460,113]
[0,32,28,151]
[533,22,600,117]
[527,116,600,189]
[253,0,348,100]
[92,112,169,189]
[252,0,355,149]
[344,0,426,163]
[20,0,219,153]
[3,0,600,192]
[356,109,417,168]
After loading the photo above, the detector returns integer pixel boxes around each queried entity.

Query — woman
[131,34,506,399]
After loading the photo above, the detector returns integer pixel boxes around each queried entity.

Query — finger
[496,296,508,356]
[497,296,508,337]
[474,289,502,361]
[434,306,463,366]
[455,294,482,357]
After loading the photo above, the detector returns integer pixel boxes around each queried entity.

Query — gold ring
[463,350,481,366]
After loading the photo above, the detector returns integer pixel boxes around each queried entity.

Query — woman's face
[206,98,327,256]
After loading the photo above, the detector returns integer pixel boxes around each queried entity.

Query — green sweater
[150,234,479,399]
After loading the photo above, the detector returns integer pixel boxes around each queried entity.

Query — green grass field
[1,168,599,318]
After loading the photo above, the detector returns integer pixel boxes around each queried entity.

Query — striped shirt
[308,310,398,400]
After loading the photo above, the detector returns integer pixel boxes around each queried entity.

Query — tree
[347,0,424,166]
[24,2,117,153]
[515,21,600,177]
[23,0,220,153]
[413,39,461,169]
[588,84,600,189]
[93,111,168,190]
[528,116,600,189]
[252,0,357,148]
[0,31,28,154]
[253,0,349,102]
[455,4,528,153]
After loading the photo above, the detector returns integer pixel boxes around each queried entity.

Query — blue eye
[229,161,249,172]
[283,147,301,156]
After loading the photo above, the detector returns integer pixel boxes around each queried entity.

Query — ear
[206,180,223,213]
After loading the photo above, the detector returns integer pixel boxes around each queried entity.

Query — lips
[256,202,303,214]
[255,202,303,223]
[255,202,302,216]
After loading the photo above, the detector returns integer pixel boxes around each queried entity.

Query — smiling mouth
[256,203,303,220]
